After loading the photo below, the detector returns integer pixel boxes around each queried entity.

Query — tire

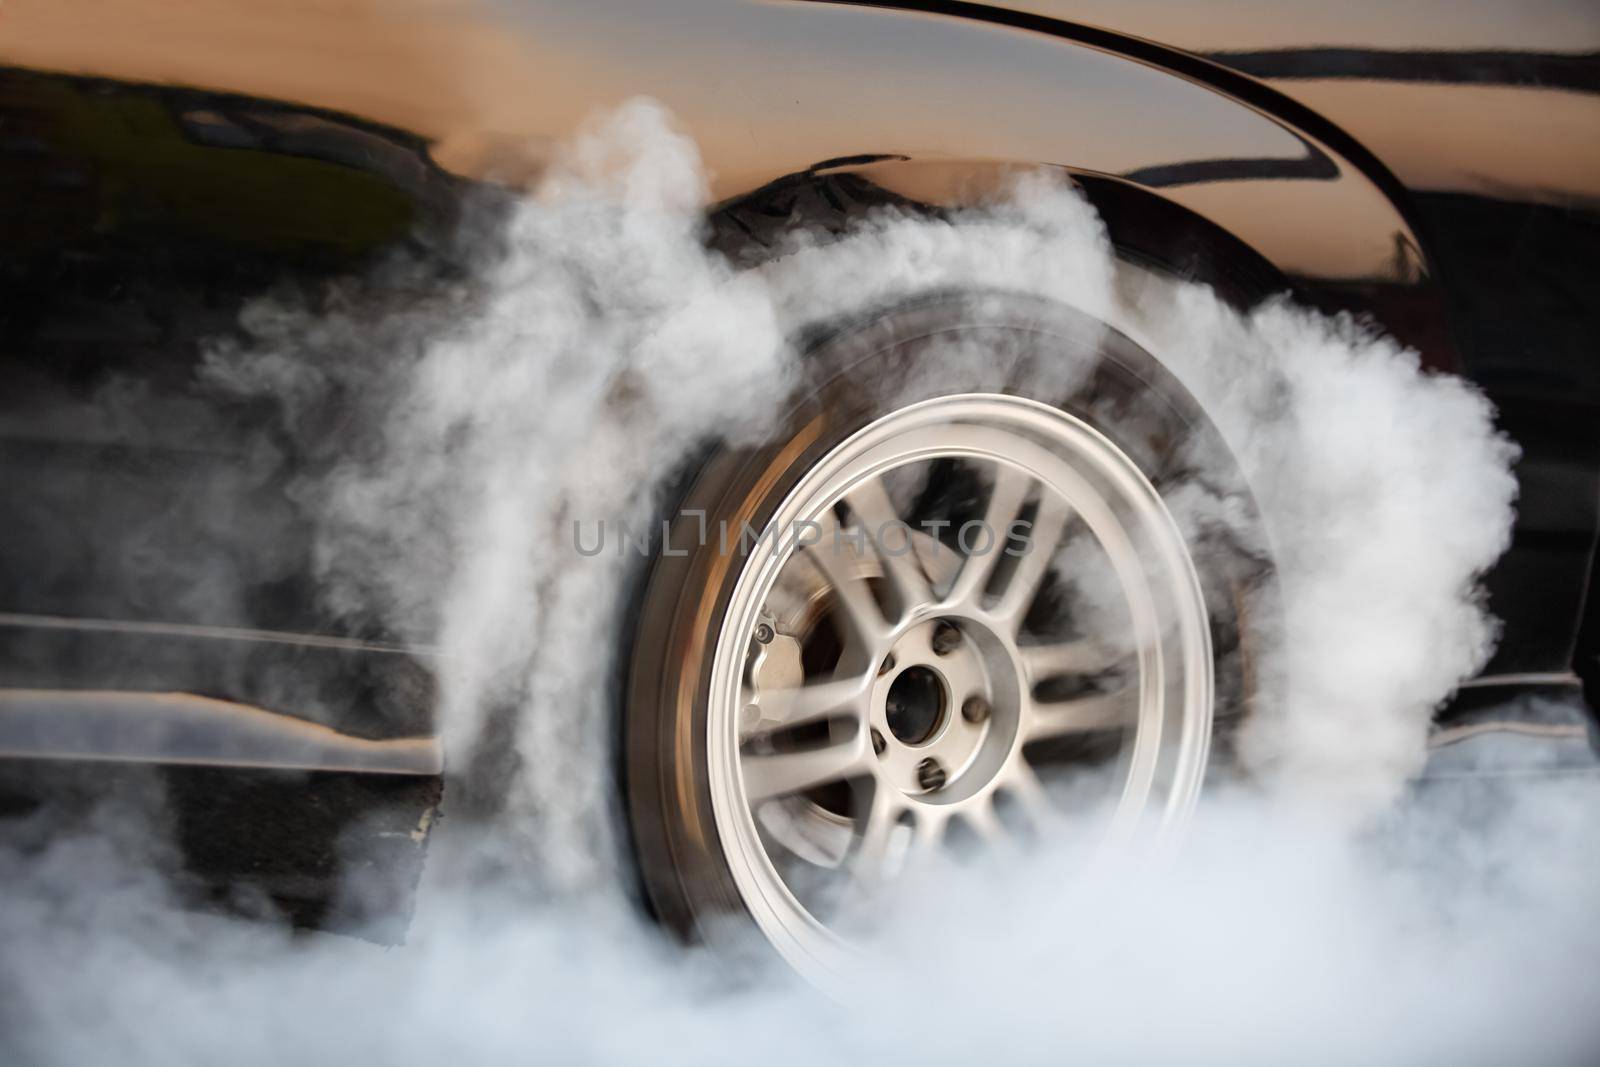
[624,286,1269,985]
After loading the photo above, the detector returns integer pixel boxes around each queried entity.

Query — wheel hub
[870,617,1014,800]
[882,662,944,747]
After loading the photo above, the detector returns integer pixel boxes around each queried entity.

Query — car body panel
[4,0,1426,284]
[956,0,1600,206]
[0,0,1596,738]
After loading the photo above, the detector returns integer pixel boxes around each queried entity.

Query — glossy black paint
[1,0,1596,745]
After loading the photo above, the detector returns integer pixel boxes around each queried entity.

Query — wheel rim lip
[706,393,1214,984]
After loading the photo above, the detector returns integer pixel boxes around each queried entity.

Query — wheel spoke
[851,786,904,883]
[961,796,1005,844]
[945,464,1032,609]
[804,513,892,645]
[742,732,871,803]
[1017,640,1109,682]
[1023,688,1138,742]
[912,807,948,858]
[1000,760,1053,831]
[743,673,873,739]
[845,475,934,615]
[993,493,1071,627]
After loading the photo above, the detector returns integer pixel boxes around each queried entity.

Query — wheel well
[704,166,1294,311]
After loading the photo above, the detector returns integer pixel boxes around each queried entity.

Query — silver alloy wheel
[707,393,1214,984]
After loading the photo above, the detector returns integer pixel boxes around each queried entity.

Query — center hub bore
[884,665,946,746]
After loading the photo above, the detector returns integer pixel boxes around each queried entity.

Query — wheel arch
[772,1,1439,286]
[706,161,1297,312]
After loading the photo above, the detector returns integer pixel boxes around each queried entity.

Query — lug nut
[878,653,896,676]
[915,757,946,792]
[871,728,887,757]
[931,621,962,655]
[962,695,991,724]
[754,622,774,644]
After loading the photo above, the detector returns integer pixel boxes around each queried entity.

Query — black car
[1,0,1596,984]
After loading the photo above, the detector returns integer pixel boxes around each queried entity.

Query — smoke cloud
[3,100,1592,1066]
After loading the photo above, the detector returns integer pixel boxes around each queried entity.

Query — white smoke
[745,173,1520,814]
[3,100,1592,1065]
